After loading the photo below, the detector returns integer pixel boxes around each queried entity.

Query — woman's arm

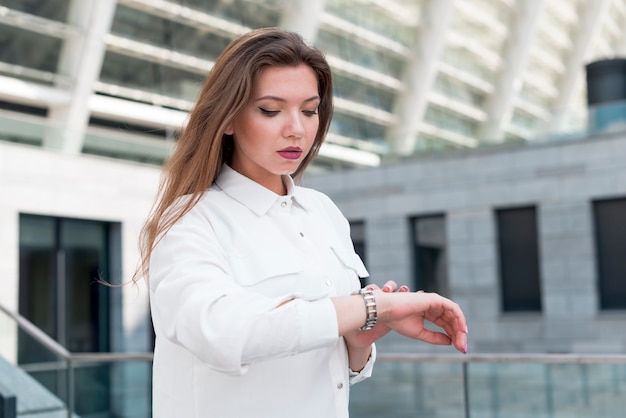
[332,284,468,371]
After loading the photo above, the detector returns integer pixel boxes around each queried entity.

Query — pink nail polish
[464,343,468,353]
[399,285,409,292]
[465,325,469,333]
[382,285,392,292]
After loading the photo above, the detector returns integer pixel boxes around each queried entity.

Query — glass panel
[60,219,111,353]
[424,106,479,138]
[168,0,282,28]
[350,361,466,417]
[108,360,153,418]
[110,5,232,62]
[441,47,493,82]
[588,100,626,135]
[18,330,68,405]
[351,359,626,417]
[99,51,205,102]
[433,75,486,108]
[325,0,417,47]
[0,23,62,74]
[0,0,70,23]
[330,113,386,144]
[317,30,405,79]
[468,362,626,417]
[19,215,57,346]
[333,73,395,112]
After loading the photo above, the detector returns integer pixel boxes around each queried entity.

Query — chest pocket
[228,250,302,285]
[228,250,327,299]
[330,246,369,295]
[331,246,369,277]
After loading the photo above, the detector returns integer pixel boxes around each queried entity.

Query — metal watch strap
[353,288,377,331]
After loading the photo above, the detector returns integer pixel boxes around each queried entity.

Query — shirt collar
[214,164,311,216]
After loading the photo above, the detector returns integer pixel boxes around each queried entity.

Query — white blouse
[150,164,375,418]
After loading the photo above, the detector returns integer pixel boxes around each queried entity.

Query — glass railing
[350,353,626,418]
[3,300,626,417]
[0,303,153,418]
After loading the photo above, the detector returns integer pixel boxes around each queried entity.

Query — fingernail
[464,343,468,354]
[366,286,375,291]
[399,285,409,292]
[382,285,392,292]
[465,325,469,333]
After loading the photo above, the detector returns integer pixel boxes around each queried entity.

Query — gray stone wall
[304,132,626,354]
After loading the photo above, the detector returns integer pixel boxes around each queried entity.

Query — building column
[279,0,325,43]
[478,0,544,143]
[44,0,117,154]
[387,0,456,156]
[549,0,612,133]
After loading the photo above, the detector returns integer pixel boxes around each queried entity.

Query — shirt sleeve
[149,207,339,376]
[348,343,376,385]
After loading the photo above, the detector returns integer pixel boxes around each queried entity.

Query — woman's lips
[277,147,302,160]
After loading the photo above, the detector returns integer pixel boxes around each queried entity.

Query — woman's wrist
[371,289,391,324]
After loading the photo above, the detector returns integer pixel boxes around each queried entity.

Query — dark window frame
[409,213,448,296]
[495,205,543,313]
[593,197,626,310]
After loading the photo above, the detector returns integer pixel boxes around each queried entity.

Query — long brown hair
[134,28,334,283]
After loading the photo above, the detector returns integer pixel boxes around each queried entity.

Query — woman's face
[226,64,320,194]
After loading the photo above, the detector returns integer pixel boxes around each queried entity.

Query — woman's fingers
[416,328,453,346]
[365,281,411,293]
[381,280,398,292]
[415,293,468,354]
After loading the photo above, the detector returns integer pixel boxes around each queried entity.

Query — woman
[137,28,468,418]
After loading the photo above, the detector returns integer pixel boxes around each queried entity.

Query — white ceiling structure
[0,0,625,168]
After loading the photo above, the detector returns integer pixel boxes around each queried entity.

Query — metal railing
[352,352,626,418]
[0,303,153,418]
[3,300,626,417]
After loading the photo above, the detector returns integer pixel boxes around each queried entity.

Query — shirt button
[280,201,287,208]
[325,280,332,287]
[337,382,344,389]
[299,232,304,237]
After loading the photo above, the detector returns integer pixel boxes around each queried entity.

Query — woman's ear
[224,124,234,135]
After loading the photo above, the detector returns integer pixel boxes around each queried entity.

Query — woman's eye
[303,109,318,116]
[259,107,279,116]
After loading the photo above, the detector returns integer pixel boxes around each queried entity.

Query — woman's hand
[376,290,468,354]
[344,282,468,354]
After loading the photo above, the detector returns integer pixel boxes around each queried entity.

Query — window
[349,220,367,288]
[410,215,448,296]
[496,206,542,312]
[593,197,626,310]
[18,214,122,415]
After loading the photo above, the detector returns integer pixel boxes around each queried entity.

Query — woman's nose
[285,112,305,138]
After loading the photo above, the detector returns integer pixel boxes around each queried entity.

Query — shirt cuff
[348,343,376,385]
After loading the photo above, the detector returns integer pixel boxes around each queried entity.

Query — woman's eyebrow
[255,95,320,103]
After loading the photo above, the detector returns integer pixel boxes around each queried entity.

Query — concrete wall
[3,129,626,356]
[0,141,159,354]
[304,131,626,354]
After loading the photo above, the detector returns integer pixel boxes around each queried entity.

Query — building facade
[2,0,626,169]
[305,130,626,354]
